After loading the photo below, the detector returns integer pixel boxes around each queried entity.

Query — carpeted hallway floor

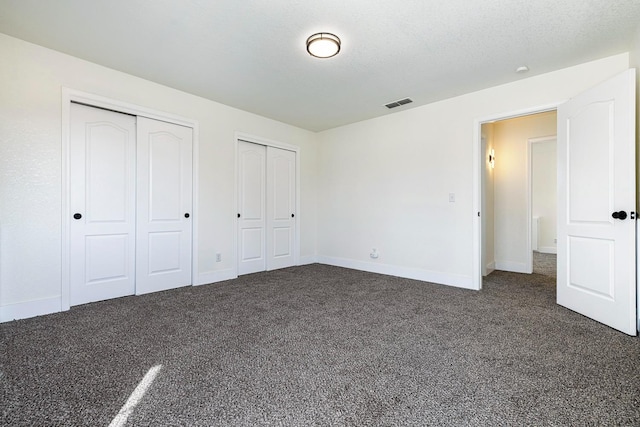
[1,258,639,426]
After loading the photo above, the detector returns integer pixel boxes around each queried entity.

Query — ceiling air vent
[385,98,413,109]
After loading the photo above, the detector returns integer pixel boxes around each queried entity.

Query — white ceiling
[1,0,639,132]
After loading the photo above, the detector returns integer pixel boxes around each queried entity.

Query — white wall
[316,54,628,288]
[531,138,557,253]
[493,112,556,272]
[0,33,317,321]
[1,30,635,321]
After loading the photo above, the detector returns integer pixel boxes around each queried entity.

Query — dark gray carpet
[533,251,556,277]
[1,263,639,426]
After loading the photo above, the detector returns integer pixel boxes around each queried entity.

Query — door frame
[529,135,558,255]
[61,88,200,311]
[234,132,301,276]
[472,102,560,290]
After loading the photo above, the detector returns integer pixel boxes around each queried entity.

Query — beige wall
[0,33,318,320]
[317,55,627,287]
[481,123,495,275]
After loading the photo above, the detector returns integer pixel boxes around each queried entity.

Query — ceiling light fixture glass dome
[306,33,341,58]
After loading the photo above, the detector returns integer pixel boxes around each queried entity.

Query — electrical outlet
[370,248,379,259]
[216,253,222,262]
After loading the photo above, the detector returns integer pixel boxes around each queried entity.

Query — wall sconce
[489,148,495,169]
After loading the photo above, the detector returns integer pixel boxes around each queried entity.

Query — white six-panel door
[70,104,137,305]
[238,141,267,275]
[136,117,193,294]
[266,146,296,270]
[557,69,636,335]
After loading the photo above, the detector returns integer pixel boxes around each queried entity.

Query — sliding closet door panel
[266,146,296,270]
[238,141,267,275]
[136,117,193,294]
[69,103,136,306]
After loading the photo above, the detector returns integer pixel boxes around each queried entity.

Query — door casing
[473,102,561,290]
[529,135,558,255]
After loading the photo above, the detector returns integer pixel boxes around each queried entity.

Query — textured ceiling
[1,0,639,132]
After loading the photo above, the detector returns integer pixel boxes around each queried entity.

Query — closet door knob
[73,213,82,220]
[237,213,241,218]
[184,213,190,218]
[612,211,627,220]
[291,214,295,218]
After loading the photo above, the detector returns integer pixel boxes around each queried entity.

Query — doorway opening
[473,104,559,290]
[530,135,558,278]
[473,70,637,335]
[481,111,557,284]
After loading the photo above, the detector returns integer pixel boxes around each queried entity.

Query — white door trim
[472,102,561,290]
[234,132,301,277]
[528,135,557,257]
[61,88,200,311]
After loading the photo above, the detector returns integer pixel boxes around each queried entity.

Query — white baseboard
[0,269,238,322]
[484,261,496,276]
[495,260,530,274]
[537,247,557,254]
[0,296,61,323]
[298,255,317,265]
[0,259,476,322]
[195,268,237,286]
[316,256,475,290]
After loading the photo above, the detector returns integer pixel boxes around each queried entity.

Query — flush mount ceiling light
[306,32,341,58]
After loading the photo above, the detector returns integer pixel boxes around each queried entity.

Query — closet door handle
[73,213,82,220]
[291,213,295,218]
[237,213,241,218]
[184,213,190,218]
[612,210,627,220]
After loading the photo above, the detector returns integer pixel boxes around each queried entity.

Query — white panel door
[266,146,296,270]
[69,103,136,305]
[557,69,636,335]
[136,117,193,294]
[238,141,267,275]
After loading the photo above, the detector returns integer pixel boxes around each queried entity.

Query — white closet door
[136,117,193,294]
[237,141,267,275]
[69,103,136,306]
[266,146,296,270]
